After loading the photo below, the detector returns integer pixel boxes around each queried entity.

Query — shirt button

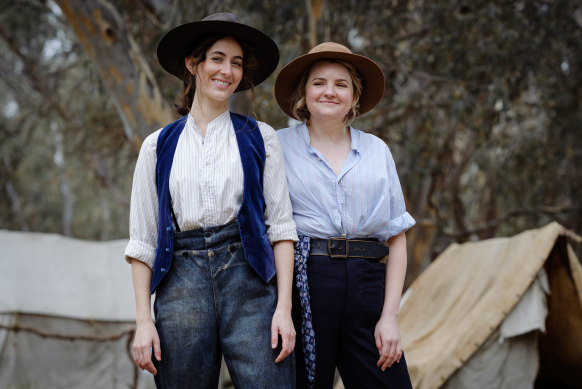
[204,232,212,238]
[208,251,214,257]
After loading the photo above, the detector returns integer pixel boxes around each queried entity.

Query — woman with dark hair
[125,13,296,388]
[275,42,415,389]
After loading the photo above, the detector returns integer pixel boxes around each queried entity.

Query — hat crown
[202,12,238,23]
[309,42,352,55]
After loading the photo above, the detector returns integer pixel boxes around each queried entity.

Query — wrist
[275,301,292,312]
[136,315,154,325]
[381,309,399,319]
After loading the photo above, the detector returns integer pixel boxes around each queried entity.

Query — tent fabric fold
[400,222,582,389]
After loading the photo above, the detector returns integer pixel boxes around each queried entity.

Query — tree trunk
[54,0,173,146]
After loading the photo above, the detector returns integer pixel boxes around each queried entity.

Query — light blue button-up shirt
[277,123,415,241]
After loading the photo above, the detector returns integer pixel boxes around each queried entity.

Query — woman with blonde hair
[276,42,415,389]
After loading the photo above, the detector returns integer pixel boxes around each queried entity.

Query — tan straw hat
[157,13,279,92]
[274,42,385,119]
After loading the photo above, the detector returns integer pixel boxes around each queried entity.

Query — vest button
[204,232,212,238]
[166,226,172,232]
[165,247,170,253]
[160,268,166,273]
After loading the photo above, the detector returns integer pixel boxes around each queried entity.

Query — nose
[220,62,233,76]
[323,84,336,97]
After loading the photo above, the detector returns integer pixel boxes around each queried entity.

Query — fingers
[273,324,296,364]
[133,343,158,375]
[376,339,402,371]
[132,328,161,376]
[380,342,396,371]
[142,358,158,376]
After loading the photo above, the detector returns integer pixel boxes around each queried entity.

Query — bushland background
[1,0,581,284]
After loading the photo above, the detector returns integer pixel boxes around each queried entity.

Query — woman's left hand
[271,306,296,363]
[374,313,403,371]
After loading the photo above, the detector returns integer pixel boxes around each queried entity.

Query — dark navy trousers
[292,255,413,389]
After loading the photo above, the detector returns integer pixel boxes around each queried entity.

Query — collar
[186,110,231,134]
[299,122,360,153]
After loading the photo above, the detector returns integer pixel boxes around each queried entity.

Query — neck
[307,117,349,143]
[190,93,229,134]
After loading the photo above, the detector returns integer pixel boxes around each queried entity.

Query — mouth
[212,78,231,87]
[319,100,339,104]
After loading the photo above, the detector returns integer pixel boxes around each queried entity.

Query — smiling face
[305,60,354,123]
[186,37,244,105]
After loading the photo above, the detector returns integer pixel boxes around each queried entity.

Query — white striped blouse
[277,123,415,241]
[125,110,298,268]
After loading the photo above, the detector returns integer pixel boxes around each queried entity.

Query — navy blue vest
[151,113,275,293]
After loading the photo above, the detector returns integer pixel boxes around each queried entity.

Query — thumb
[153,336,162,361]
[271,323,279,349]
[374,331,382,353]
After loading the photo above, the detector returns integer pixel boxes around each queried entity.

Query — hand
[374,313,402,371]
[271,306,296,363]
[132,319,161,375]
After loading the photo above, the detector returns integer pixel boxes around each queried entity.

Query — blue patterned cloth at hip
[294,236,315,388]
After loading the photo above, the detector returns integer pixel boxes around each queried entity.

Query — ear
[185,57,196,75]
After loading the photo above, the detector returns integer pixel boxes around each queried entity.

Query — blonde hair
[291,59,363,126]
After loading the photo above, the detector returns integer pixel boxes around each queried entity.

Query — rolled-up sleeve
[124,130,161,268]
[386,148,416,238]
[259,122,298,242]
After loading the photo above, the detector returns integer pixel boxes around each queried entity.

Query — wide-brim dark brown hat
[157,13,279,92]
[275,42,385,119]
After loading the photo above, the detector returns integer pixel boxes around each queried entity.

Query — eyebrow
[311,77,350,83]
[209,50,243,61]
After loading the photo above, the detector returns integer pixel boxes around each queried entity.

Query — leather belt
[309,237,389,261]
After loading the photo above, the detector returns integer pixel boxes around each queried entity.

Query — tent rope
[0,323,135,342]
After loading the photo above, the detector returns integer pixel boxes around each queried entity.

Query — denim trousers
[292,255,413,389]
[153,221,295,389]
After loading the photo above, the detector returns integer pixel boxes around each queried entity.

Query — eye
[232,61,243,68]
[313,81,324,86]
[210,56,222,62]
[337,83,348,88]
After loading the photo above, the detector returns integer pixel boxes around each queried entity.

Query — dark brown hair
[175,35,259,116]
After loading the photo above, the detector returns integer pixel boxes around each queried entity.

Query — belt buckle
[328,237,349,259]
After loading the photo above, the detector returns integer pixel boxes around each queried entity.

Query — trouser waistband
[309,237,389,261]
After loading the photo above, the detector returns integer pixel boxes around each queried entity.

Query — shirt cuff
[124,239,156,269]
[267,221,299,243]
[388,212,416,238]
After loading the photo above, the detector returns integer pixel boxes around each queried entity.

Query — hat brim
[157,20,279,92]
[275,51,385,119]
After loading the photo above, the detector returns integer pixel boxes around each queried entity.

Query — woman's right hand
[132,319,161,375]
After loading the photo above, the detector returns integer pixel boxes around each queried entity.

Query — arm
[130,259,161,375]
[258,123,298,362]
[271,240,296,363]
[125,131,162,374]
[375,231,407,371]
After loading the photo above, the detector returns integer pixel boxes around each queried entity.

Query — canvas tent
[0,229,155,389]
[399,222,582,389]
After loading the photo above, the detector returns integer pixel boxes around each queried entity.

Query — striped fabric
[277,123,415,242]
[125,110,297,268]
